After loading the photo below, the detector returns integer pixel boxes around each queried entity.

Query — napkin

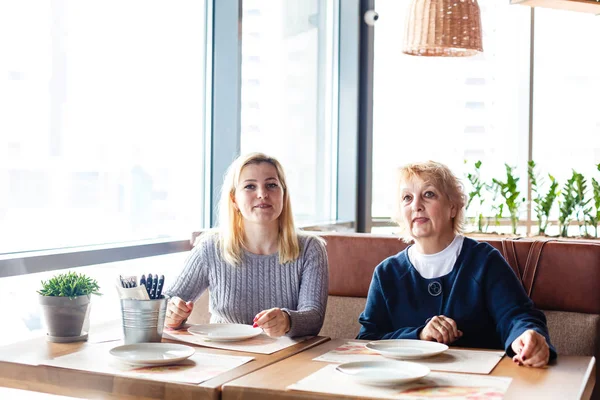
[115,279,150,300]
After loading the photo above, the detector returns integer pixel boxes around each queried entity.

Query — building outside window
[240,0,338,225]
[0,2,207,254]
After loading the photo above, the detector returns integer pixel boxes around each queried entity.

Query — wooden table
[0,386,84,399]
[0,329,329,400]
[222,339,597,400]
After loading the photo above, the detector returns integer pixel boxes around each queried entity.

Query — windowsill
[299,220,355,232]
[0,238,192,278]
[0,237,190,259]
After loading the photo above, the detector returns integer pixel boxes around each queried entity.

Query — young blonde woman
[358,161,556,368]
[164,152,328,337]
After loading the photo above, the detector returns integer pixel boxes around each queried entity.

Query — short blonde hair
[217,152,299,265]
[393,161,467,243]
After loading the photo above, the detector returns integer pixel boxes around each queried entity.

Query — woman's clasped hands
[419,315,463,344]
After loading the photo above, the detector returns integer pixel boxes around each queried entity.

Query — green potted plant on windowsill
[38,271,101,343]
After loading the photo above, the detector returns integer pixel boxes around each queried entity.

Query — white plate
[335,360,430,387]
[366,339,448,360]
[109,343,195,366]
[187,324,263,342]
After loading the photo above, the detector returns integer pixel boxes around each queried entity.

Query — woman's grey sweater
[164,233,329,337]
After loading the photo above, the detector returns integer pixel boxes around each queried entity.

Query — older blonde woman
[358,161,556,367]
[164,152,328,337]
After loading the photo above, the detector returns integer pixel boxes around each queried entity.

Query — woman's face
[399,176,456,243]
[233,162,284,227]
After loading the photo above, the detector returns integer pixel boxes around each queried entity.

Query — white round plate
[187,324,263,342]
[366,339,448,360]
[335,360,430,387]
[109,343,195,366]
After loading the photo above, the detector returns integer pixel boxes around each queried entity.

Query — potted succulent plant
[38,271,101,342]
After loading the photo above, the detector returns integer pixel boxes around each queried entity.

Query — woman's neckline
[242,247,279,260]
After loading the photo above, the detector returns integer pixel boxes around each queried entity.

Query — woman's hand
[253,308,290,338]
[419,315,463,344]
[511,329,550,368]
[165,296,194,329]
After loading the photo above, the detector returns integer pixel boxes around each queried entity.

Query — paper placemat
[88,325,123,344]
[314,342,505,374]
[313,341,381,363]
[289,364,512,400]
[41,341,253,385]
[164,328,310,354]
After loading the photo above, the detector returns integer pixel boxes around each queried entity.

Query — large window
[532,8,600,235]
[0,2,207,253]
[372,2,600,236]
[372,1,531,229]
[240,0,338,225]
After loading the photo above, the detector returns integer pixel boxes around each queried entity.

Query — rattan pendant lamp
[403,0,483,57]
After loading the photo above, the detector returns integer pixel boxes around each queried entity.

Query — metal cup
[120,297,167,344]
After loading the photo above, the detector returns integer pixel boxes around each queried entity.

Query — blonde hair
[393,161,467,243]
[217,152,299,265]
